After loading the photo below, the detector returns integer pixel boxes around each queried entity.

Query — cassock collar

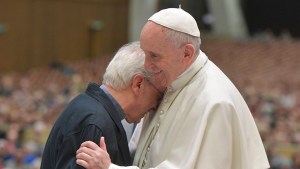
[168,50,208,92]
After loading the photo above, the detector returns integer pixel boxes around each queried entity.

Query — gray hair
[102,41,147,90]
[163,26,201,54]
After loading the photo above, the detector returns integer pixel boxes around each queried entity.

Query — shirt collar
[100,85,125,119]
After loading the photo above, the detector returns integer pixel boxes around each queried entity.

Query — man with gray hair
[41,41,162,169]
[76,8,270,169]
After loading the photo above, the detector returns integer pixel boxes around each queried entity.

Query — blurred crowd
[0,56,110,169]
[241,80,300,169]
[0,39,300,169]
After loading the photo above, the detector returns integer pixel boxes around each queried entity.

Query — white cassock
[110,51,270,169]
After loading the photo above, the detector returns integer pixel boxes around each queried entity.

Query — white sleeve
[108,120,143,169]
[129,119,143,158]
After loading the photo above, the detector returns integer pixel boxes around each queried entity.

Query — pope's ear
[183,44,195,63]
[131,74,145,95]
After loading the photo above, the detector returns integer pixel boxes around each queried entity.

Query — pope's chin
[155,76,168,89]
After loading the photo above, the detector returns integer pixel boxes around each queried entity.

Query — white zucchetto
[148,8,200,37]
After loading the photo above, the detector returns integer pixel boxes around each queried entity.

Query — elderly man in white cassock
[76,7,270,169]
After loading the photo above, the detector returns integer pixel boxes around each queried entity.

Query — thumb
[100,136,107,152]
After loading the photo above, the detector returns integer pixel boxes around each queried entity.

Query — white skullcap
[148,8,200,37]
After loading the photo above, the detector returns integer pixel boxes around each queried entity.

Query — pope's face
[140,22,187,88]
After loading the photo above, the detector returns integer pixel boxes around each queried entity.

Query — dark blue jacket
[41,82,131,169]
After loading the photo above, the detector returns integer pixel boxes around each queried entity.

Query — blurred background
[0,0,300,168]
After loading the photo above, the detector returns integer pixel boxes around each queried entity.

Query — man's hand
[76,137,111,169]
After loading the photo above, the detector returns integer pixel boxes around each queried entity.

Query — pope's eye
[148,53,160,60]
[150,54,157,58]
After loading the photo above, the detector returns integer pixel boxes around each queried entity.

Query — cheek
[150,93,159,105]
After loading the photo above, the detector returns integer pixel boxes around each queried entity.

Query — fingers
[80,141,100,150]
[77,143,100,157]
[76,146,101,169]
[76,149,94,169]
[76,138,111,169]
[76,158,89,169]
[100,137,107,152]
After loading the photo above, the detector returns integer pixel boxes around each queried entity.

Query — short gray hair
[163,26,201,54]
[102,41,147,90]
